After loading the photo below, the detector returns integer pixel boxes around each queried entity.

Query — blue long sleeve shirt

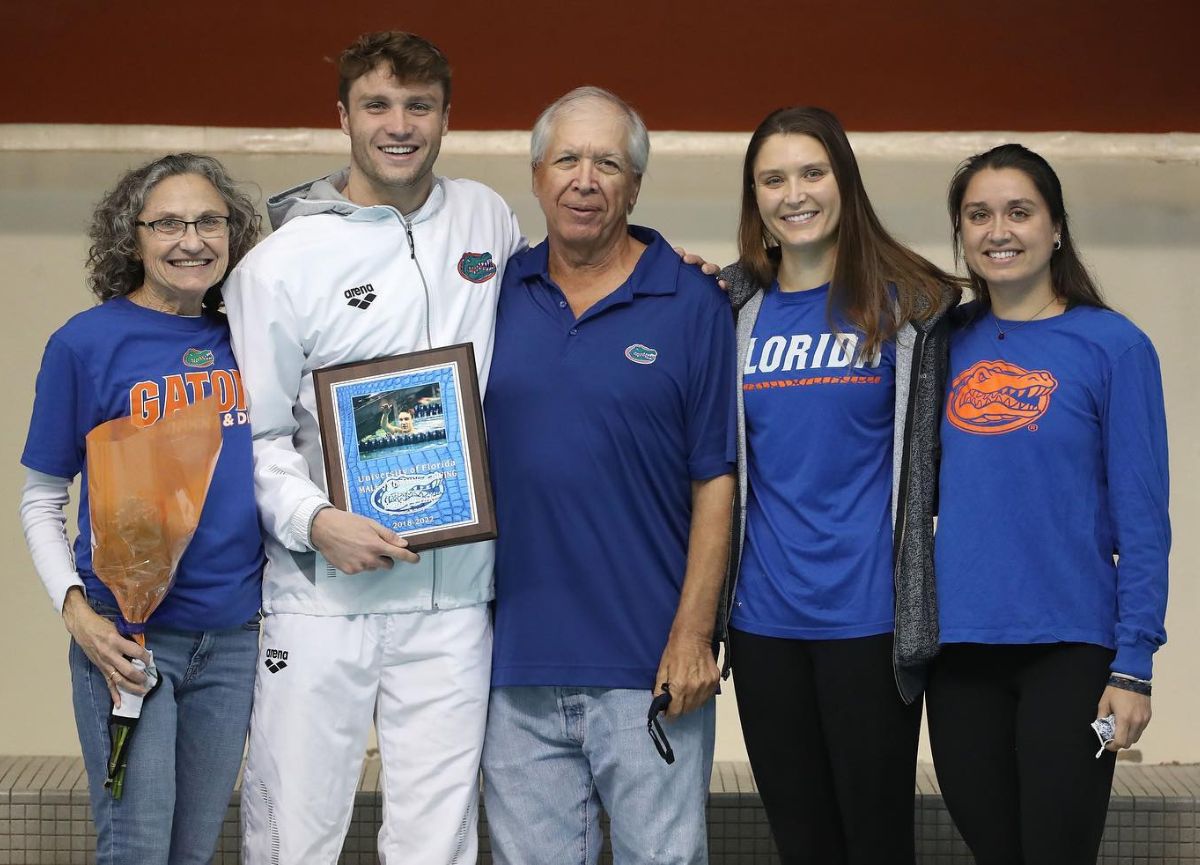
[936,303,1169,679]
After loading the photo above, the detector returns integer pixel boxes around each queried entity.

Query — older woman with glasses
[19,153,264,865]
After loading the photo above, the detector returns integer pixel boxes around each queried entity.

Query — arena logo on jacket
[128,368,249,429]
[946,359,1059,435]
[457,251,497,284]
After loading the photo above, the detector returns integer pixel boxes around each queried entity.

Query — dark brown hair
[338,31,452,109]
[737,107,957,356]
[947,143,1108,313]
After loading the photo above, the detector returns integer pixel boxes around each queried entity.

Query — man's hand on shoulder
[654,630,720,718]
[310,507,419,573]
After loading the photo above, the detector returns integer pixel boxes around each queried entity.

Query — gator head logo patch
[947,359,1059,435]
[457,252,497,284]
[625,344,658,365]
[182,348,215,368]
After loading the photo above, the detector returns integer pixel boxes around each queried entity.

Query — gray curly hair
[86,153,260,310]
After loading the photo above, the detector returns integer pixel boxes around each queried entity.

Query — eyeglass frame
[135,215,231,239]
[647,684,675,765]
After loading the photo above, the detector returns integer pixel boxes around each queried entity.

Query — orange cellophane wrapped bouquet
[84,394,223,797]
[86,395,223,642]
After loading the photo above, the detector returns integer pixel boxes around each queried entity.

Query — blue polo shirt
[486,225,736,689]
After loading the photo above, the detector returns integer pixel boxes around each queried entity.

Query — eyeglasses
[136,215,231,239]
[647,685,675,765]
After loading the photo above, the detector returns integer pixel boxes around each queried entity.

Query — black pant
[926,643,1117,865]
[729,628,922,865]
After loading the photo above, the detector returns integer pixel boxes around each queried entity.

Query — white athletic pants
[240,605,492,864]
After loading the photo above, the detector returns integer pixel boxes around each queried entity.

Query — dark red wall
[3,1,1195,132]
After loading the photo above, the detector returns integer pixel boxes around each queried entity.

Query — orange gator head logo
[947,359,1059,435]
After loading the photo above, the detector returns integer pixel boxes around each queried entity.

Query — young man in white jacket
[222,31,523,864]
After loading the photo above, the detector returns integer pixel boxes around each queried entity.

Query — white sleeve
[223,262,330,551]
[508,208,528,259]
[19,468,84,613]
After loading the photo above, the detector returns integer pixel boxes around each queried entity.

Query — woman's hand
[1097,685,1152,751]
[61,587,151,707]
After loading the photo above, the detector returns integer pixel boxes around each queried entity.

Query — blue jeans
[482,687,715,865]
[70,600,259,865]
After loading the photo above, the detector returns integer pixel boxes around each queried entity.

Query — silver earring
[1053,236,1062,251]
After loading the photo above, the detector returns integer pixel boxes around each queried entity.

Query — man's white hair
[529,86,650,178]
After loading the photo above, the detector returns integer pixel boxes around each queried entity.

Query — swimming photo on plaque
[352,383,447,459]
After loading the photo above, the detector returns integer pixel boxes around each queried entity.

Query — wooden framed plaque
[312,343,496,552]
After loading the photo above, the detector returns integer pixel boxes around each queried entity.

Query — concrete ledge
[3,124,1200,163]
[2,756,1198,863]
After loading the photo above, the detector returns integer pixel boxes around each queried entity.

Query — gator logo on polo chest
[457,252,497,284]
[625,344,659,365]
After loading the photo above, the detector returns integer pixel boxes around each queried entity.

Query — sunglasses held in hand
[647,683,675,765]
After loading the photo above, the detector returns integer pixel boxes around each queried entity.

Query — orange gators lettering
[129,381,161,427]
[184,372,211,401]
[163,374,188,415]
[212,370,238,412]
[946,359,1059,435]
[129,370,246,428]
[231,370,247,411]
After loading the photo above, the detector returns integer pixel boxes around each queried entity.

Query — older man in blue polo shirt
[481,86,737,864]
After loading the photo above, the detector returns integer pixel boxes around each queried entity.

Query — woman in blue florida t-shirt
[719,107,961,865]
[928,144,1170,865]
[19,154,265,864]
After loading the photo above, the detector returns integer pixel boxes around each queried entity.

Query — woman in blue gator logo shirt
[20,154,264,865]
[929,144,1170,865]
[719,107,960,865]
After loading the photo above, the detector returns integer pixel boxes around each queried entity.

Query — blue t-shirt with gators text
[22,297,264,631]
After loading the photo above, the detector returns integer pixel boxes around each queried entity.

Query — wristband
[1110,671,1150,683]
[1107,674,1151,697]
